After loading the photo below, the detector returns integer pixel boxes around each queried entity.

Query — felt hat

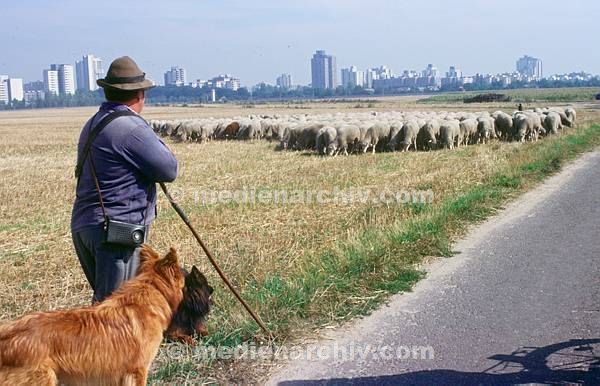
[97,56,155,90]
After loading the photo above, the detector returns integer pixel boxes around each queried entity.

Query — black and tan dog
[166,266,214,344]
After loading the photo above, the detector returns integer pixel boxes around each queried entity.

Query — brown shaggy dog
[0,245,184,386]
[165,266,213,344]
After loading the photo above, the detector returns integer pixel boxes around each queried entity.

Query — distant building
[76,54,103,91]
[358,66,393,89]
[416,64,441,88]
[43,69,60,95]
[441,66,463,88]
[0,76,24,104]
[516,55,542,80]
[473,73,493,86]
[548,71,597,82]
[6,78,24,101]
[373,77,407,90]
[210,74,240,90]
[341,66,364,88]
[311,50,337,89]
[421,64,439,78]
[48,64,75,95]
[24,81,45,92]
[0,75,8,104]
[191,74,241,91]
[276,73,293,89]
[364,69,377,89]
[373,65,393,80]
[498,74,513,87]
[164,66,187,86]
[462,76,474,85]
[373,64,441,91]
[24,80,46,102]
[24,90,45,103]
[446,66,462,79]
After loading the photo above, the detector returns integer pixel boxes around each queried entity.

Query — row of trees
[146,86,250,104]
[1,79,599,110]
[0,90,105,110]
[0,87,253,110]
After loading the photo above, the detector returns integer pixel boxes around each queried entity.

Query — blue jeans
[72,225,146,303]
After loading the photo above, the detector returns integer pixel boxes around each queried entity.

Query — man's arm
[121,123,178,182]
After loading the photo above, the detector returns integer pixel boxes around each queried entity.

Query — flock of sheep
[149,107,577,156]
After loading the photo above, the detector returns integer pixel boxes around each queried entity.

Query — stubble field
[1,94,599,384]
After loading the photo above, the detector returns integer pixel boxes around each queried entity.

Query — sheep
[236,120,263,140]
[549,108,573,128]
[316,126,337,156]
[439,120,461,149]
[417,119,440,150]
[294,124,325,151]
[543,111,563,135]
[161,121,180,137]
[151,105,571,154]
[334,125,361,156]
[513,112,542,142]
[491,111,513,140]
[220,121,240,139]
[477,116,496,144]
[265,122,287,142]
[565,107,577,127]
[459,118,478,146]
[359,123,391,154]
[279,126,299,150]
[386,122,404,151]
[187,122,203,142]
[399,120,420,151]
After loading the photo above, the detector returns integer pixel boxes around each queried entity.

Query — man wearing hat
[71,56,178,303]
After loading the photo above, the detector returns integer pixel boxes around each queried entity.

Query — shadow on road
[278,338,600,385]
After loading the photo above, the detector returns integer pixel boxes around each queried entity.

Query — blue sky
[2,0,599,86]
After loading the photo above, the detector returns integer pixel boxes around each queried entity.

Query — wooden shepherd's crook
[159,182,271,336]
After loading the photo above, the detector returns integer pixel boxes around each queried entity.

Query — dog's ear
[189,266,209,287]
[156,248,180,274]
[139,244,160,264]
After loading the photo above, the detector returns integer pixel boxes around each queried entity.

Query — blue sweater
[71,102,178,232]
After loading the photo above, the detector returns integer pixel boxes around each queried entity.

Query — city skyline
[1,51,597,107]
[2,51,592,91]
[2,49,597,91]
[1,0,598,86]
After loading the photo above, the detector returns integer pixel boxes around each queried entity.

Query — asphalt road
[267,150,600,385]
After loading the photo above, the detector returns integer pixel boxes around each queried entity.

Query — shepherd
[71,56,178,303]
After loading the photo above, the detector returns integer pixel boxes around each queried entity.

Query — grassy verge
[151,124,600,383]
[417,87,598,104]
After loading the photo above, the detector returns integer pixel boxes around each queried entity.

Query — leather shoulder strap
[75,110,137,179]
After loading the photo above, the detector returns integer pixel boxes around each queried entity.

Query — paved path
[267,151,600,385]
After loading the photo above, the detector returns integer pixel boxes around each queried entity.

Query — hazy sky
[2,0,599,86]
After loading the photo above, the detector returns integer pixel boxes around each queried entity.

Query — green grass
[149,360,200,383]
